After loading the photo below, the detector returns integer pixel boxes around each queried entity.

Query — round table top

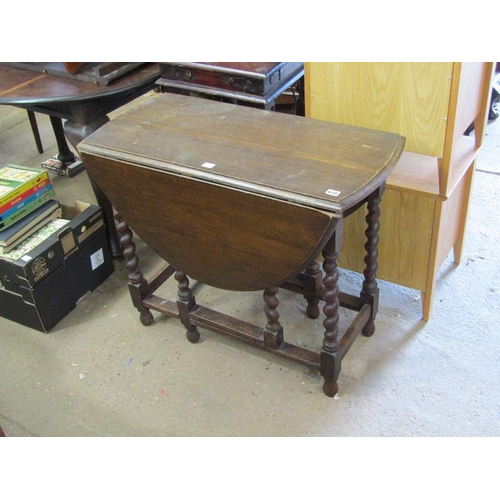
[0,63,160,106]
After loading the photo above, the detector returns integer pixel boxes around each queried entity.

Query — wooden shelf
[388,151,441,198]
[388,133,481,201]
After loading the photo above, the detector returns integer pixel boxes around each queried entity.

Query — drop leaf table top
[78,92,404,397]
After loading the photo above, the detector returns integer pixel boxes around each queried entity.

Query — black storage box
[0,202,114,332]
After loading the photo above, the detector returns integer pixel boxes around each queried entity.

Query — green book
[0,198,59,244]
[0,165,49,208]
[0,186,55,230]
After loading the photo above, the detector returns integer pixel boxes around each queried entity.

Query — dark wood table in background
[157,62,304,112]
[79,93,404,397]
[0,63,161,257]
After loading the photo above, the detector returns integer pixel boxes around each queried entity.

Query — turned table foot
[263,286,283,349]
[303,260,322,319]
[175,270,201,343]
[323,380,339,398]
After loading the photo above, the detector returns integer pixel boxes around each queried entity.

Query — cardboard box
[0,202,114,332]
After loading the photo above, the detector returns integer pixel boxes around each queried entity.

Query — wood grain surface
[306,62,452,158]
[80,92,404,212]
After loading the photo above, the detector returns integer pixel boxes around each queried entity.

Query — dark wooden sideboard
[78,92,404,397]
[157,62,304,111]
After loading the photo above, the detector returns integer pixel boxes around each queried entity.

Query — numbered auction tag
[325,189,341,197]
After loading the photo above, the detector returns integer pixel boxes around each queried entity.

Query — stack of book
[0,164,61,255]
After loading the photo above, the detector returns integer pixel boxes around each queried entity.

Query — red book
[0,177,51,215]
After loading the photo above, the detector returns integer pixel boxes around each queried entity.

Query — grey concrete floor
[0,93,499,437]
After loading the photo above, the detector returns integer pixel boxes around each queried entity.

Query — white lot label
[201,162,216,169]
[90,248,104,270]
[325,189,341,197]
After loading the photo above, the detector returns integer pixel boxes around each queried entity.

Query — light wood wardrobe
[305,62,494,320]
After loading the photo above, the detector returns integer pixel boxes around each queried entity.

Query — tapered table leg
[27,110,43,154]
[50,116,75,164]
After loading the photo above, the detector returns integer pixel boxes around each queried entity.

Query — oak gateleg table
[78,93,404,397]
